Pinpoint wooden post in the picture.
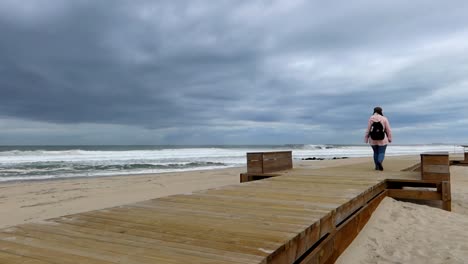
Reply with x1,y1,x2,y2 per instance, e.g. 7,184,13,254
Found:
441,181,451,211
420,152,451,211
239,173,250,183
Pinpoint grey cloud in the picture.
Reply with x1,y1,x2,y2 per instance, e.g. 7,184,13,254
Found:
1,0,468,144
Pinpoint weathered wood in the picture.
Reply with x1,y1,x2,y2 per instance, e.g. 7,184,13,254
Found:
441,181,451,211
246,153,264,174
297,191,387,264
421,155,449,165
422,164,450,174
335,196,365,225
0,250,51,264
461,145,468,162
386,179,439,188
240,173,281,183
246,151,292,174
420,152,450,182
387,189,441,200
240,172,250,183
386,177,451,211
319,211,336,239
0,239,117,264
421,173,450,181
13,222,263,263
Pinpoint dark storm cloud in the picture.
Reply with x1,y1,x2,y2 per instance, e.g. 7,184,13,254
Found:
1,0,468,144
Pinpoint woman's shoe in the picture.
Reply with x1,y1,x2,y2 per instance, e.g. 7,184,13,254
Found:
378,163,384,171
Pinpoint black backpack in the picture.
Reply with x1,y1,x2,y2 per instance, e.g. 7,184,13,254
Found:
370,121,385,140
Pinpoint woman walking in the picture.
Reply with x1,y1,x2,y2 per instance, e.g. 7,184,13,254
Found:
365,106,392,171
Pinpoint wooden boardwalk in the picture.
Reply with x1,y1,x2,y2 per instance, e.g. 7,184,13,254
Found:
0,158,421,264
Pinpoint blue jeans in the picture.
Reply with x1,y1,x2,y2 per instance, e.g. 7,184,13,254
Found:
371,145,387,169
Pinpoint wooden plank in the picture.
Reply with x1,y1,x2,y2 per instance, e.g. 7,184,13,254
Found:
441,181,451,202
144,198,333,229
135,198,325,225
326,190,387,264
387,189,441,200
442,181,451,211
164,192,336,212
155,194,334,218
90,206,306,234
267,176,382,186
54,214,279,259
319,211,336,238
240,173,250,183
297,236,334,264
335,196,365,225
247,153,264,174
421,173,450,181
421,154,449,165
248,175,277,182
74,212,292,246
12,223,264,264
386,179,439,188
443,201,452,211
266,222,321,264
246,151,292,174
298,191,387,264
76,203,319,264
57,213,316,264
363,182,386,203
0,227,243,264
0,239,117,264
422,164,450,174
204,184,358,200
51,219,271,258
0,250,51,264
256,177,381,186
130,199,315,226
240,185,373,196
0,231,180,264
421,154,450,181
263,156,292,173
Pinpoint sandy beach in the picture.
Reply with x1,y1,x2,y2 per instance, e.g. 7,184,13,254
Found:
0,167,246,229
1,156,468,263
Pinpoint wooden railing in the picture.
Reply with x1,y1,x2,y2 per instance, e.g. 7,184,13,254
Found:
387,152,451,211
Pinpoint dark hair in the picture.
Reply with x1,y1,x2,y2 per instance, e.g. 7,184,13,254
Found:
373,106,383,116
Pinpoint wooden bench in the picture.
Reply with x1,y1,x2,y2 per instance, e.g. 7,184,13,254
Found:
240,151,292,183
387,152,451,211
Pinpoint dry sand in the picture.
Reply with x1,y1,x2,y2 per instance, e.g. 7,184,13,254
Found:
336,165,468,264
1,156,468,263
0,167,245,229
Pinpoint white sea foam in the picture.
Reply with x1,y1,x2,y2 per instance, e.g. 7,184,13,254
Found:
0,145,464,182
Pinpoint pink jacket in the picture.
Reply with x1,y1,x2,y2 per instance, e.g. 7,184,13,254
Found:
364,114,392,146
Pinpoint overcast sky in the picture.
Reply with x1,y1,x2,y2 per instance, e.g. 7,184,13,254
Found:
1,0,468,145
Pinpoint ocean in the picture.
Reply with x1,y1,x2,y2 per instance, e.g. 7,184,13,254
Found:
0,144,463,182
